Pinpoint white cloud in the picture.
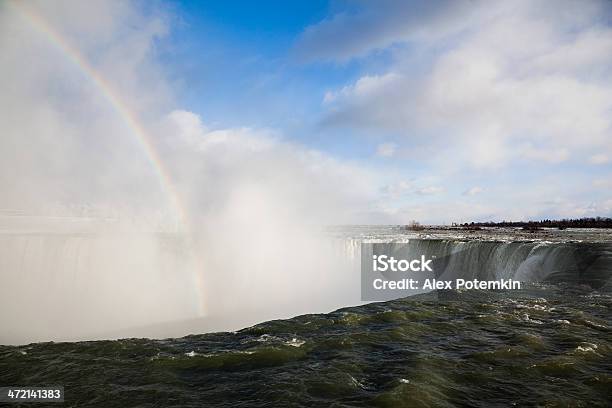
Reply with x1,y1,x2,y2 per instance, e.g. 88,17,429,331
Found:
302,0,612,224
0,0,173,212
463,187,483,196
381,180,444,198
316,0,612,170
295,0,484,62
589,154,609,165
380,180,412,199
297,1,609,63
376,142,396,157
593,178,612,188
327,73,400,102
159,110,378,225
415,186,444,195
520,145,570,164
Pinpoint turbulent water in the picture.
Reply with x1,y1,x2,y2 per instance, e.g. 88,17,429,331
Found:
1,226,611,406
0,284,610,407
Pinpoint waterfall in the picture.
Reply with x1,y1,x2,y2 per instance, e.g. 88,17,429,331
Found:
0,232,200,343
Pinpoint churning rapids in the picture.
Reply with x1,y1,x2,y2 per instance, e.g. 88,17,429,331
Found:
0,225,611,406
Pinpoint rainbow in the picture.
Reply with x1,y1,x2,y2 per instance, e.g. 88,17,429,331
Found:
6,0,207,316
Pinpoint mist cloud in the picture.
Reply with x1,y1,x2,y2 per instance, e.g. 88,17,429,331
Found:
0,0,376,343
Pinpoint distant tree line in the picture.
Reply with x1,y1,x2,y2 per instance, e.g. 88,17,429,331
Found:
456,217,612,229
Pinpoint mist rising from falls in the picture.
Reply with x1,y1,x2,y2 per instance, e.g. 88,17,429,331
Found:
0,230,199,344
0,218,359,345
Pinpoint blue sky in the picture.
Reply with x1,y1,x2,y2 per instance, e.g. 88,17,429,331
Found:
163,1,369,154
160,1,466,218
153,0,612,222
165,1,329,124
1,0,611,224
